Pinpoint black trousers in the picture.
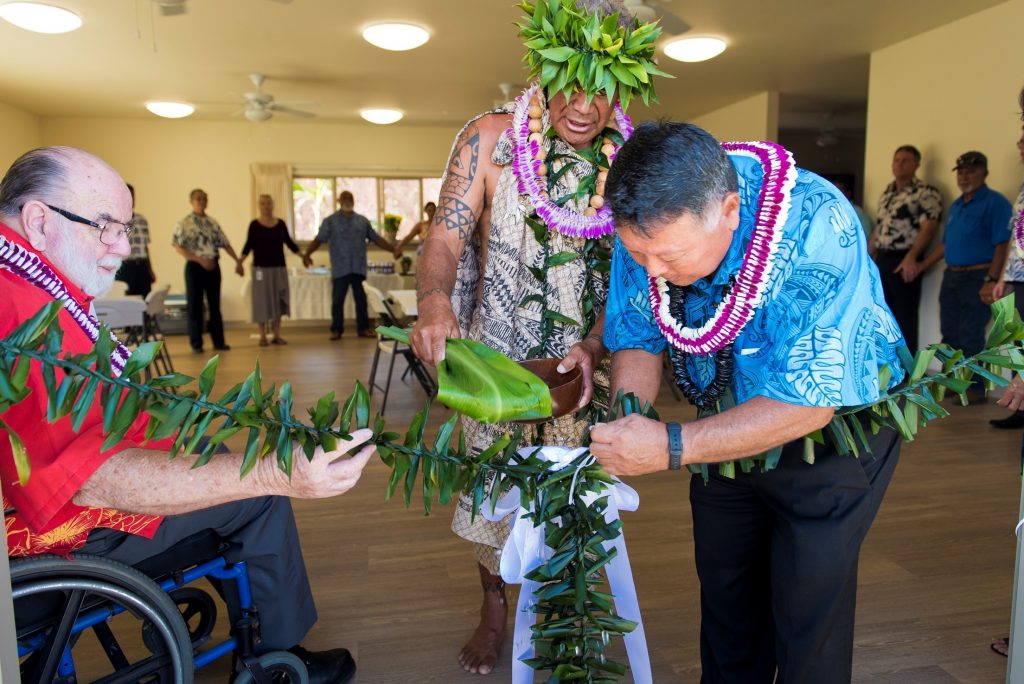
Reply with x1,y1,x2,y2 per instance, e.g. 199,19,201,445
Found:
81,496,317,652
690,425,901,684
115,259,152,298
184,260,225,350
331,273,369,334
875,249,921,352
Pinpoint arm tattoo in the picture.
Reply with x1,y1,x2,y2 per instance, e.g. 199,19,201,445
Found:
417,285,449,304
436,196,476,240
443,126,480,198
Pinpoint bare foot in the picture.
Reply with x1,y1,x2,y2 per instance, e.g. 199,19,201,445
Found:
458,569,507,674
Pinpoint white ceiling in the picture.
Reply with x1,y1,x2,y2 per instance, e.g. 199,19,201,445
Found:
0,0,1009,128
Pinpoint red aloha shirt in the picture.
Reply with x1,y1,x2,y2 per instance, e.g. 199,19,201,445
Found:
1,223,163,556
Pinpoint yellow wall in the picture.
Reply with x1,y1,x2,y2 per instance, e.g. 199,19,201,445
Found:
865,0,1024,349
691,91,779,142
35,117,460,322
0,101,41,170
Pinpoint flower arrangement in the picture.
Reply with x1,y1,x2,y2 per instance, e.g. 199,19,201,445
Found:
382,213,402,236
399,255,413,274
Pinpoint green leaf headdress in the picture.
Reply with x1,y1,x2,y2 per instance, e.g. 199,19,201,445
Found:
517,0,673,111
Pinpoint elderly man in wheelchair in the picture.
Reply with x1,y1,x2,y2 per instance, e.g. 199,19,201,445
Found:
2,147,376,684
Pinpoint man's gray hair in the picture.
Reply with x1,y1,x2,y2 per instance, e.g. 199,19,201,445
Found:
576,0,634,28
0,147,74,218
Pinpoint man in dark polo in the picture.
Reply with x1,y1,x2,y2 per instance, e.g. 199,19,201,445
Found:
918,151,1013,402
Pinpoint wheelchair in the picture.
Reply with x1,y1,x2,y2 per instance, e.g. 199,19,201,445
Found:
11,529,309,684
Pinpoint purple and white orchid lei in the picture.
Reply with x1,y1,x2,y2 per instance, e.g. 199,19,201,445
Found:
649,141,798,356
509,84,633,239
1015,204,1024,252
0,235,130,375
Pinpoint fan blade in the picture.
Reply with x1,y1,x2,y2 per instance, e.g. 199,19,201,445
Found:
657,9,691,36
158,4,186,16
268,104,314,118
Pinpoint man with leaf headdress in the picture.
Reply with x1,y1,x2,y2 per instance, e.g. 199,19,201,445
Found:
410,0,670,674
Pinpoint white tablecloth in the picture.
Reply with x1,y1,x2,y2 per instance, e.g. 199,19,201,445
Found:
241,271,414,321
387,290,418,317
93,297,145,328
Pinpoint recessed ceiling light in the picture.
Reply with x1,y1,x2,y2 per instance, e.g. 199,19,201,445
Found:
0,2,82,33
145,101,195,119
361,23,429,51
663,36,727,63
360,108,403,125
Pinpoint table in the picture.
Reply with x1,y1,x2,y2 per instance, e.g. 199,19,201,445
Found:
387,290,417,317
240,271,414,321
92,297,145,328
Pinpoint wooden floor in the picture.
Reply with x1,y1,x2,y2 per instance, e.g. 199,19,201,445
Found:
155,327,1018,683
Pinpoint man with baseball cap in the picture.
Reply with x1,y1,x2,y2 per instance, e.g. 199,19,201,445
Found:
918,150,1013,402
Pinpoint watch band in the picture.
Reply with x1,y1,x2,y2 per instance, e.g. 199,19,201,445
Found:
666,421,683,470
984,274,998,283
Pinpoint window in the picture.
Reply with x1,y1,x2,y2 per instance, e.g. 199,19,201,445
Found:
292,175,443,241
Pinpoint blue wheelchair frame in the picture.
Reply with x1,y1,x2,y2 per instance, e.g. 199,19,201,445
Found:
15,553,270,682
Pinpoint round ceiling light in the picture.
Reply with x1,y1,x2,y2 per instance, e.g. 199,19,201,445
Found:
663,36,727,63
145,101,195,119
361,22,429,51
360,108,403,125
0,2,82,33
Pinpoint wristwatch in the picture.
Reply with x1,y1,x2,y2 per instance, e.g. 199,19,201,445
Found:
666,422,683,470
983,274,998,284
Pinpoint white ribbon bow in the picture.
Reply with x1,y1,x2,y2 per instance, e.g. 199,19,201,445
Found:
483,446,652,684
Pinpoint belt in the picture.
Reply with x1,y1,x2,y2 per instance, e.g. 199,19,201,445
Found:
947,263,990,273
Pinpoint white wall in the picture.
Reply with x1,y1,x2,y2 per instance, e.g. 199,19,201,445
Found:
691,91,780,142
865,0,1024,348
36,116,460,322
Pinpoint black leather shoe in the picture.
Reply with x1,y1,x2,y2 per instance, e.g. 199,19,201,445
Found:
213,344,231,351
991,411,1024,429
286,646,356,684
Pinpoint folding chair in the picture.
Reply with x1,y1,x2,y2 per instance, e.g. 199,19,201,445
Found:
363,285,437,414
143,286,176,379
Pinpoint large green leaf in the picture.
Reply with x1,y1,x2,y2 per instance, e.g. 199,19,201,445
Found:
377,327,551,423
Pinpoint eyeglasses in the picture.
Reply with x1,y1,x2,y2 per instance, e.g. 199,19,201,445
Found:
45,204,134,246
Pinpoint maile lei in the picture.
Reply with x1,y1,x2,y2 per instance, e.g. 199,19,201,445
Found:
0,234,130,374
510,85,631,373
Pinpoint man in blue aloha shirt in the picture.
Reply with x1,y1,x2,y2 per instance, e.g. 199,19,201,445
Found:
590,122,905,683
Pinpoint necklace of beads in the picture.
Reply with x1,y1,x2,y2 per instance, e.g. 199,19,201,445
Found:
648,140,798,356
510,84,633,239
667,278,736,411
0,235,129,375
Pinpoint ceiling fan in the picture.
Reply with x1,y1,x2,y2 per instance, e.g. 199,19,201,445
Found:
152,0,291,17
621,0,691,36
238,74,315,123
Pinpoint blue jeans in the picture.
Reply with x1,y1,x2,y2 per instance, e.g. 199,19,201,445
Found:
331,273,369,334
939,268,990,392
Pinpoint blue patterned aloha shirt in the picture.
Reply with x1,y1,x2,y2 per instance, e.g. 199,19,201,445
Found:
604,152,906,410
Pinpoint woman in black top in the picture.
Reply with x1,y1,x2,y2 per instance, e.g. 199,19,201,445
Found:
239,194,309,346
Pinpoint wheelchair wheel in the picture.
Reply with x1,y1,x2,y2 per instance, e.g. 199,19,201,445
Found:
232,652,308,684
12,554,194,684
143,587,216,651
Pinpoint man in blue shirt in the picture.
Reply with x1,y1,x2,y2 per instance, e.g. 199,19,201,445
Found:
590,122,905,683
918,151,1012,401
303,191,394,339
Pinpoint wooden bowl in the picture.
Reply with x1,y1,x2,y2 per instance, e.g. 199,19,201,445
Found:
517,358,583,423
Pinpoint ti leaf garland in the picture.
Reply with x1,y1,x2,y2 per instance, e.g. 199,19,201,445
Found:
4,296,1024,682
